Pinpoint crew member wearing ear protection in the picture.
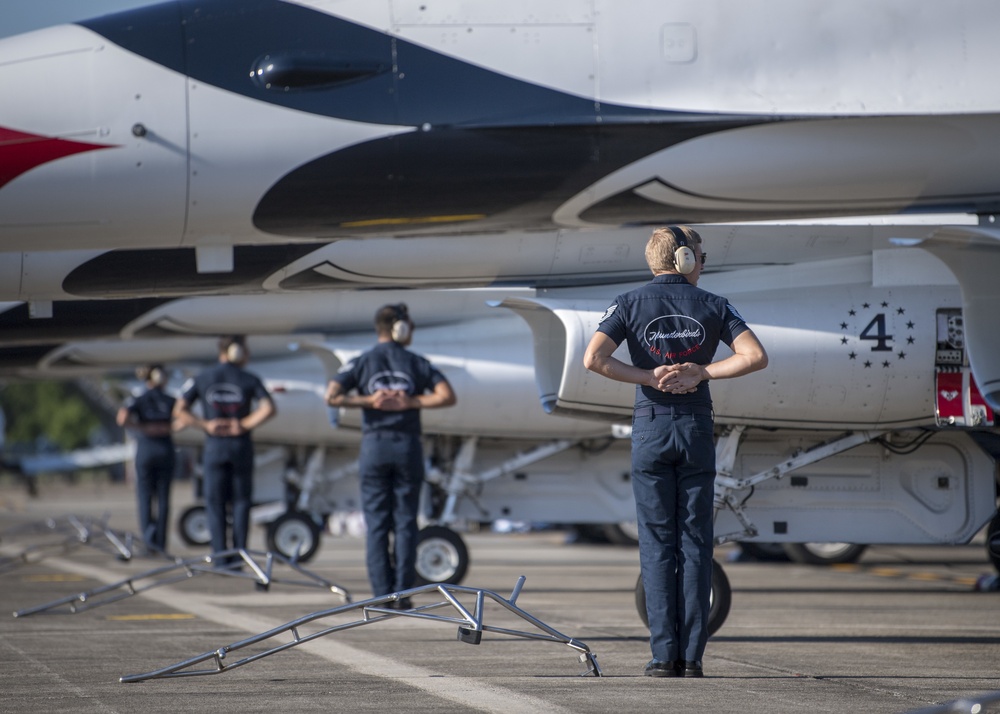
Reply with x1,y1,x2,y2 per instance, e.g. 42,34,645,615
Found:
325,304,456,604
117,364,177,554
174,336,276,564
584,226,768,679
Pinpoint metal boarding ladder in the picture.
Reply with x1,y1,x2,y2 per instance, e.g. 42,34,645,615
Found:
12,547,351,617
711,426,887,545
119,575,602,682
0,514,136,574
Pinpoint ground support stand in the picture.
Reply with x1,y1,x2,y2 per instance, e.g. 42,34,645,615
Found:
13,547,351,617
120,575,601,682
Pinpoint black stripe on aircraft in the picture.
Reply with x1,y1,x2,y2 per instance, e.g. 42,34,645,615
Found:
252,120,762,237
62,244,322,298
79,0,686,128
0,299,170,346
79,0,773,236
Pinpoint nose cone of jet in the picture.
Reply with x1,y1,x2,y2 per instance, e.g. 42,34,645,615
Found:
0,22,188,251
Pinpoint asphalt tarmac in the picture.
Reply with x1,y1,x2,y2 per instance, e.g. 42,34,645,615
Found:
1,477,999,714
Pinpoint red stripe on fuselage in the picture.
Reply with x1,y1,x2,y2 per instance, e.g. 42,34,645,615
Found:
0,126,116,189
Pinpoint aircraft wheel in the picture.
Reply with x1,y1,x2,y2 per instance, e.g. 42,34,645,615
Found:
635,558,732,637
783,542,868,565
602,520,640,546
178,505,211,547
414,525,469,585
986,512,1000,574
737,542,789,562
266,511,321,562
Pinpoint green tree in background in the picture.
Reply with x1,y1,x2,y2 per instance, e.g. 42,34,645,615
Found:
0,381,102,451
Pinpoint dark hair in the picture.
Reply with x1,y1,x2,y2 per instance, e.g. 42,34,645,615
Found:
218,335,247,363
375,304,409,335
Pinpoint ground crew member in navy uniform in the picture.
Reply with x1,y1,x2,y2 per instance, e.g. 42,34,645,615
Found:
174,336,276,564
325,304,456,604
584,226,767,678
117,364,177,555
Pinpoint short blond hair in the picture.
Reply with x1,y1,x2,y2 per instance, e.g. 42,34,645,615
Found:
645,225,702,273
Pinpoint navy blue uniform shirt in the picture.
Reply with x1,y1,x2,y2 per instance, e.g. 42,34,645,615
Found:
332,341,448,434
125,387,175,446
180,363,271,443
596,274,749,410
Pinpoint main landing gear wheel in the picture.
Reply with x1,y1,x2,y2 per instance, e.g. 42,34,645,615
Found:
266,511,321,563
178,505,211,547
414,525,469,586
987,512,1000,575
602,520,640,546
783,542,868,565
635,558,732,637
737,542,790,562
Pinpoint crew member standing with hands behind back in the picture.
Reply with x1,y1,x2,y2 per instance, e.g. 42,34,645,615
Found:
584,226,767,678
117,364,177,556
174,336,276,566
325,304,456,606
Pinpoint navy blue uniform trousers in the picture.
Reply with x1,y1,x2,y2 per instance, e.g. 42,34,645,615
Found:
358,430,424,597
135,441,175,552
631,407,716,663
202,438,254,556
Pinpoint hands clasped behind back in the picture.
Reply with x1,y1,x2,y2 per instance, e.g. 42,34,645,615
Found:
652,363,703,395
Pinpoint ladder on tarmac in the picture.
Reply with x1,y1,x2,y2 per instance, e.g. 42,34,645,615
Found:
12,547,351,617
119,576,602,682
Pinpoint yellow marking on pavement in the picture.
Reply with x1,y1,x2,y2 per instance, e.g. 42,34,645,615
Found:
836,564,980,588
869,567,902,577
342,214,485,227
105,613,196,621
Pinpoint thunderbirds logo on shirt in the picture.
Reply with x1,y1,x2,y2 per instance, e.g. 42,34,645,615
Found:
643,315,706,361
368,371,414,394
206,384,244,415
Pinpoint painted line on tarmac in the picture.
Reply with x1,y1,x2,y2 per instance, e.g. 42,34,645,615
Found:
831,563,979,587
38,555,577,714
105,613,196,621
21,573,86,583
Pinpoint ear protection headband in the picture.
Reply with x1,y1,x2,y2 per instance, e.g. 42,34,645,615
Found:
667,226,697,275
390,304,412,343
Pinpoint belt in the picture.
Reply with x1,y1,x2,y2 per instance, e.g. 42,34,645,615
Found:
633,405,713,418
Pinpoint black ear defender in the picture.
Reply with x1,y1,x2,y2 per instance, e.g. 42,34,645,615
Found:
668,225,697,275
390,303,412,343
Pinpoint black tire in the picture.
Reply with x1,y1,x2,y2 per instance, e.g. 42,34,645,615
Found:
635,558,732,637
414,525,469,585
737,542,790,562
986,512,1000,574
266,511,321,562
178,505,211,547
783,542,868,565
602,521,640,546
